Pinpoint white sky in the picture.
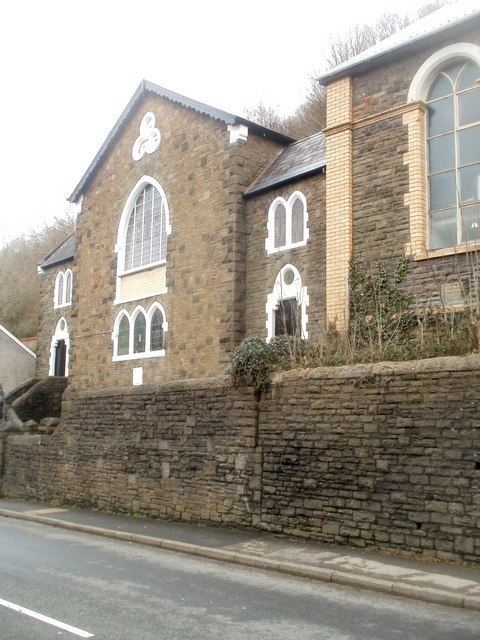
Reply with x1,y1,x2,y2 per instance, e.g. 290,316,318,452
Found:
0,0,429,244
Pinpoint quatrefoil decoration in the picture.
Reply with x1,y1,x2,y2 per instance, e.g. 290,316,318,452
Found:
132,112,161,161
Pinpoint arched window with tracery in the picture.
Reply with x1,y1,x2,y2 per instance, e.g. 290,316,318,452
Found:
427,59,480,249
124,184,168,271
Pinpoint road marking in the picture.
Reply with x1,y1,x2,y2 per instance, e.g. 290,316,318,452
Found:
0,597,94,638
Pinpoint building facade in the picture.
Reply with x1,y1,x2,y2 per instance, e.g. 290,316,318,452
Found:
37,2,480,391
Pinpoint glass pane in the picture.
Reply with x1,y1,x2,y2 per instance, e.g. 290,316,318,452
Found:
427,73,452,101
457,62,480,92
458,88,480,126
150,310,164,351
118,316,130,356
291,198,304,243
428,96,454,136
274,298,300,337
429,171,456,210
429,208,457,250
274,203,286,248
459,163,480,204
461,204,480,243
428,133,455,173
65,273,72,303
458,125,480,166
443,62,465,87
57,276,63,305
133,314,146,353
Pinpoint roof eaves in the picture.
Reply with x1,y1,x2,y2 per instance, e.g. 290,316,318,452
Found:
68,81,294,203
0,324,36,358
244,162,326,199
40,234,76,269
318,9,480,84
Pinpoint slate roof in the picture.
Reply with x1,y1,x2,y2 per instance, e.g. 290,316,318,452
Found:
245,132,326,198
319,0,480,84
40,234,76,269
69,80,295,203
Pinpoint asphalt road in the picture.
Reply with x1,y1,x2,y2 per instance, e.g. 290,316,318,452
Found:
0,518,479,640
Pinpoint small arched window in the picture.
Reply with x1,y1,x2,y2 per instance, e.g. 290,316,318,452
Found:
427,60,480,249
118,315,130,356
65,271,72,305
150,308,164,352
267,192,309,254
274,202,287,248
124,184,167,271
133,312,146,353
57,273,64,307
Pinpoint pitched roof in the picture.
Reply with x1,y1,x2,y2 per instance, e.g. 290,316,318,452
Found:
318,0,480,84
68,80,295,203
245,132,326,198
0,324,36,358
40,234,76,269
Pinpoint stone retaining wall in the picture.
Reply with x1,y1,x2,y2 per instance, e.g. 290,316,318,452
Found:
1,356,480,561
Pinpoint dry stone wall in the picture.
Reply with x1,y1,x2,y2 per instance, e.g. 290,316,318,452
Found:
1,356,480,561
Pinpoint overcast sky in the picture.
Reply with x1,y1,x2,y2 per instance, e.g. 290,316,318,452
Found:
0,0,430,244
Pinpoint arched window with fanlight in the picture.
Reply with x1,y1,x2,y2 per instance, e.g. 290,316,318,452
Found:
427,59,480,249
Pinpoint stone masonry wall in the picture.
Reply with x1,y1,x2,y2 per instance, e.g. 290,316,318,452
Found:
350,23,480,305
36,260,74,377
2,356,480,561
244,173,326,340
71,94,284,391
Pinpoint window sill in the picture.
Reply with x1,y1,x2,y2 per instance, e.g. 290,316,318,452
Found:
119,260,166,277
54,302,72,309
266,239,308,256
112,350,165,362
414,242,480,261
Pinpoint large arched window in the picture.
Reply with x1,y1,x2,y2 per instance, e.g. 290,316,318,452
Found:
124,184,168,271
427,59,480,249
116,176,171,277
266,192,309,254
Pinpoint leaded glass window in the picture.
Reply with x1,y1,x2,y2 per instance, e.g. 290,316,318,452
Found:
291,197,305,244
65,271,72,305
427,61,480,249
124,185,167,270
118,315,130,356
133,313,146,353
57,274,64,306
150,309,164,351
274,202,287,248
274,298,300,337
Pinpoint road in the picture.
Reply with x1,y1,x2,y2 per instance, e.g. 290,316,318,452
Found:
0,518,479,639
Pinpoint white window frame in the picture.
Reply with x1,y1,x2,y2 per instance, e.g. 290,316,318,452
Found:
112,302,168,361
48,317,70,376
53,269,73,309
266,191,309,255
408,43,480,253
266,264,309,342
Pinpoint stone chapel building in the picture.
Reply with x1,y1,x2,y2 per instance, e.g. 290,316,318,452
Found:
37,2,480,391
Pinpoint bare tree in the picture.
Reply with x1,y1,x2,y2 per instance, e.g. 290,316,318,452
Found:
244,1,448,139
0,214,75,339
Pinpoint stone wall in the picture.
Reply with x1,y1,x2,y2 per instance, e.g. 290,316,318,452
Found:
36,261,73,378
2,356,480,561
244,173,326,340
12,376,68,423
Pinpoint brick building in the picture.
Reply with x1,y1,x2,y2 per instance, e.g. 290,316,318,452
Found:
38,2,480,390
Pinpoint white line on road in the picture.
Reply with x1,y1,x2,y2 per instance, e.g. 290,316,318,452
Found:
0,597,95,638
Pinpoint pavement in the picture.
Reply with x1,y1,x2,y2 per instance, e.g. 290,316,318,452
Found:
1,498,479,613
3,516,480,639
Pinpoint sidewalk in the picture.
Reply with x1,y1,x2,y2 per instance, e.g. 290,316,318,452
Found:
1,498,479,612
